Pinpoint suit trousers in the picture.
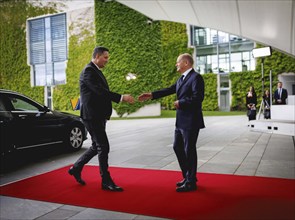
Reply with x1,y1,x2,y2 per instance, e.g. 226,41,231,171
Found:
173,128,200,183
74,119,111,182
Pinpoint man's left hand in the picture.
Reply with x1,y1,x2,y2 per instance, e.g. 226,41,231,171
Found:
174,100,180,109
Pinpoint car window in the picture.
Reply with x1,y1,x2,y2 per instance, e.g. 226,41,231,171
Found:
9,97,39,112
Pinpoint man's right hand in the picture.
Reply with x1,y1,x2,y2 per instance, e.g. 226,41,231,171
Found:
138,93,152,102
122,94,135,104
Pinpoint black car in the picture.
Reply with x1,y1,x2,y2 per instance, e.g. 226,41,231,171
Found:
0,89,87,156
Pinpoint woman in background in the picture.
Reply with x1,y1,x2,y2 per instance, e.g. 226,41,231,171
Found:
263,89,271,119
246,86,257,121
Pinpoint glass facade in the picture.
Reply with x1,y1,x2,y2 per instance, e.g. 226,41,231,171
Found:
28,13,67,87
191,26,255,74
190,26,255,111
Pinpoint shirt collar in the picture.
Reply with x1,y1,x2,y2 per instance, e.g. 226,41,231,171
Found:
92,61,100,70
182,68,192,79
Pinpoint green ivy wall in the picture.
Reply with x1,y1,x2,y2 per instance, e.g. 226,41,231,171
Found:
1,0,293,114
94,1,218,113
0,0,56,104
94,0,163,116
203,73,219,110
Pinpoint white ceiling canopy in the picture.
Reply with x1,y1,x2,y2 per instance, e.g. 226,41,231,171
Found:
116,0,295,57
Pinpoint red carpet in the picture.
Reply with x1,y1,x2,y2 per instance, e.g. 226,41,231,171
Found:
1,165,294,220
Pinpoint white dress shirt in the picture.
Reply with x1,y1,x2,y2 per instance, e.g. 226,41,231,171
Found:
181,68,192,80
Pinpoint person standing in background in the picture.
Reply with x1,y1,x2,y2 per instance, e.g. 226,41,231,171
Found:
246,86,257,121
263,89,271,119
274,82,288,104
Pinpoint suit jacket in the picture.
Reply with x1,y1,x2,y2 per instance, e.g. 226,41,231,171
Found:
152,69,205,130
80,62,121,120
274,88,288,104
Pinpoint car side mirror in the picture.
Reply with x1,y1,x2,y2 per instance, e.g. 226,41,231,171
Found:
43,106,50,112
36,106,50,117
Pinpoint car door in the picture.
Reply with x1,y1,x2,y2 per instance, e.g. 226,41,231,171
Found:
6,94,63,149
0,95,14,155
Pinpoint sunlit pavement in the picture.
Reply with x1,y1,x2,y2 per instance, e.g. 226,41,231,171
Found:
1,116,294,219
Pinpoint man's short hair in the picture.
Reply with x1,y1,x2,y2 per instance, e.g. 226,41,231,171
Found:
180,53,194,65
92,46,109,59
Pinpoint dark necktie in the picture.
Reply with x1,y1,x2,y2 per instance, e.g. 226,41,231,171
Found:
180,75,184,83
178,75,184,87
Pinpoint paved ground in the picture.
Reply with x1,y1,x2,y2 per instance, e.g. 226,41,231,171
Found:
0,116,294,219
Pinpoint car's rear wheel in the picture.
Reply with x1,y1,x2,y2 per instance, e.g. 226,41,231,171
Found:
66,124,84,151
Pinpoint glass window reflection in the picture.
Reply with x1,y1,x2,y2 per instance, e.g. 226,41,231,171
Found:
192,26,255,74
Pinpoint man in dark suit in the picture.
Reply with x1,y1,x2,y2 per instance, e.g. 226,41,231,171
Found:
68,46,134,191
138,53,205,192
274,81,288,104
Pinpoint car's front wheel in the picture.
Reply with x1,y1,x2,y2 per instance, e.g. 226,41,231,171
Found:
66,124,84,151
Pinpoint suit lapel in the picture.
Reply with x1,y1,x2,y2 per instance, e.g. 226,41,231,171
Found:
90,62,109,89
177,69,194,92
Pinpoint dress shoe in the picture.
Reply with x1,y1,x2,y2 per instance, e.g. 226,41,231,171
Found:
68,167,86,185
176,183,197,192
176,179,186,187
102,180,123,192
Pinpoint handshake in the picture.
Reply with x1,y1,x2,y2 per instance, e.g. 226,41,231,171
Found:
123,93,180,109
121,93,153,104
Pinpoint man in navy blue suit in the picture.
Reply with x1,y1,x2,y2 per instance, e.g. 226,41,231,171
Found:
139,53,205,192
274,81,288,104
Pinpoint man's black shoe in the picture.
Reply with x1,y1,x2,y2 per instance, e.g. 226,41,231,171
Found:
68,167,86,185
102,182,123,192
176,179,186,187
176,183,197,192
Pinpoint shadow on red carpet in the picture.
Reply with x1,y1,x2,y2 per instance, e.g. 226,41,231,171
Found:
0,165,294,220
